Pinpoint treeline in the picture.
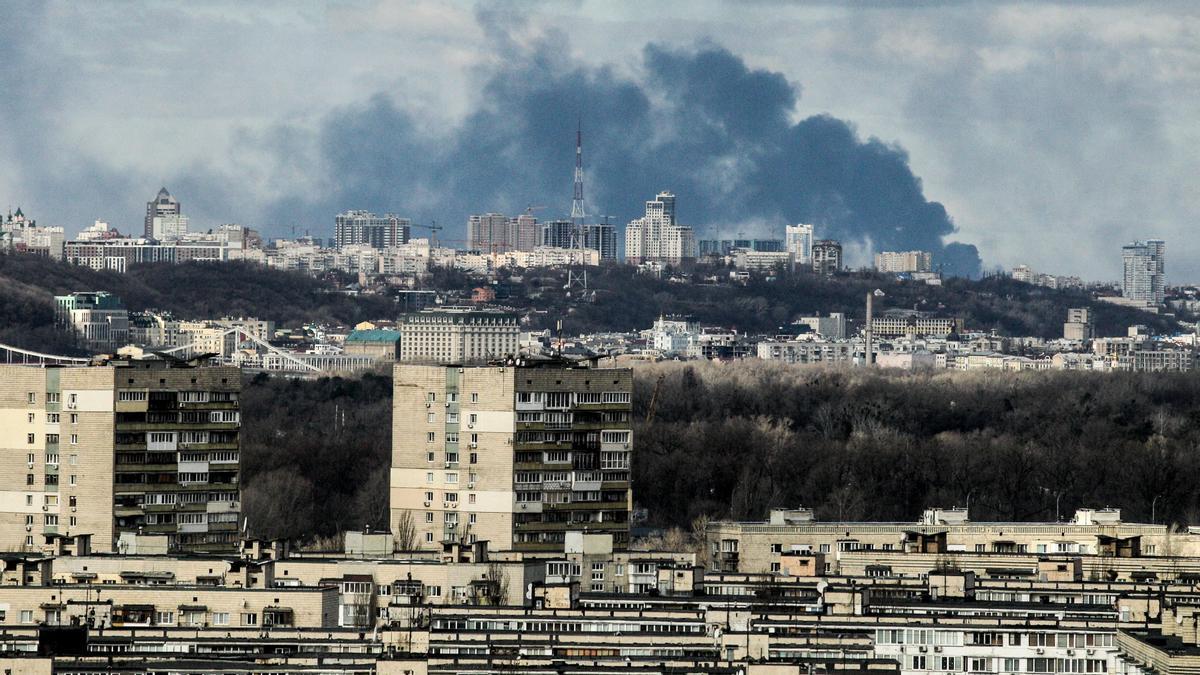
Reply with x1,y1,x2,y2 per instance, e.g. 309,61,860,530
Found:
491,265,1178,338
239,371,392,540
633,360,1200,527
239,363,1200,542
0,255,394,350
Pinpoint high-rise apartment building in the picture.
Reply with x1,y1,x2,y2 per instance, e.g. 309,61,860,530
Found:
540,221,615,260
624,191,696,264
1064,308,1093,342
390,362,633,552
1122,240,1166,304
467,213,512,253
144,188,181,239
511,214,539,252
0,360,240,554
785,224,814,265
812,239,843,275
398,308,520,364
875,250,933,273
55,292,130,353
334,211,411,250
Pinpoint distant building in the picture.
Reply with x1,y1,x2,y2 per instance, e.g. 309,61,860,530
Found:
467,213,513,253
343,329,401,362
871,314,963,339
733,249,791,272
812,239,842,275
334,211,411,250
625,191,695,264
875,250,932,274
541,220,616,260
1064,308,1093,341
54,292,129,353
144,187,181,239
698,239,784,257
757,339,857,365
1122,239,1166,304
785,224,814,266
470,286,496,303
398,308,520,364
797,313,847,340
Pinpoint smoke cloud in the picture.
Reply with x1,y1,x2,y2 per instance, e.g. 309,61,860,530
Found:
267,32,979,275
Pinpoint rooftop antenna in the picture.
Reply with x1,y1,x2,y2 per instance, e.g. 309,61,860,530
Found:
567,117,588,291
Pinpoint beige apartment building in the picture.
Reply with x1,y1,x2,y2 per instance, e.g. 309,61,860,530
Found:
708,507,1190,575
398,308,520,364
391,361,633,553
0,360,240,554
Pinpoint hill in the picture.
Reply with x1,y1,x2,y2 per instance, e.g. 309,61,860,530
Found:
488,265,1182,338
0,255,394,353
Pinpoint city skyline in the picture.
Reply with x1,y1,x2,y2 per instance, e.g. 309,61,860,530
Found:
3,2,1198,280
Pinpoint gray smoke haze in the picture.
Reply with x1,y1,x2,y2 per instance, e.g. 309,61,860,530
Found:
8,3,1197,281
259,28,981,275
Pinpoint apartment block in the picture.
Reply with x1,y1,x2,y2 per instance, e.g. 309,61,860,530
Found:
398,308,520,364
875,250,933,274
0,360,240,554
812,239,843,274
54,292,129,353
391,362,633,552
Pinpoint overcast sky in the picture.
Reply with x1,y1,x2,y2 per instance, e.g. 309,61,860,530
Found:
2,1,1197,281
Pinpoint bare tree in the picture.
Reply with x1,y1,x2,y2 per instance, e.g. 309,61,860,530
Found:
393,509,418,552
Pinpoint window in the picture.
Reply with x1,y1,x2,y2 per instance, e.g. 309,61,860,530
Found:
602,392,630,404
426,512,434,523
470,433,478,444
21,610,34,623
470,452,478,464
26,453,35,464
426,472,434,483
424,491,434,501
447,393,457,403
70,413,77,424
424,532,434,543
427,451,435,462
27,433,35,445
771,543,782,553
468,413,477,425
212,612,230,626
427,413,435,423
69,454,77,465
26,474,34,486
27,392,35,404
47,413,59,423
242,613,258,626
445,493,458,503
445,472,459,483
447,413,459,423
468,493,476,504
69,475,76,486
69,434,78,445
770,562,781,572
46,434,59,444
427,432,436,443
470,392,478,403
446,452,459,463
446,432,459,443
69,517,76,526
27,413,35,423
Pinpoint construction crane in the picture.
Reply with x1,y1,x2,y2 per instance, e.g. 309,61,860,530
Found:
409,221,443,247
524,205,548,217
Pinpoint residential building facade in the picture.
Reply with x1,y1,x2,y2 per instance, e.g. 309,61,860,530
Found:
334,211,411,250
812,239,843,274
1122,239,1166,304
54,292,129,353
391,362,633,552
625,191,696,264
0,361,241,554
144,187,181,239
398,308,520,364
875,250,933,274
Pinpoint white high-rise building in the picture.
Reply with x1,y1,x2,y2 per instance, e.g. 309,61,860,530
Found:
624,191,695,264
785,224,814,265
1122,239,1166,304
